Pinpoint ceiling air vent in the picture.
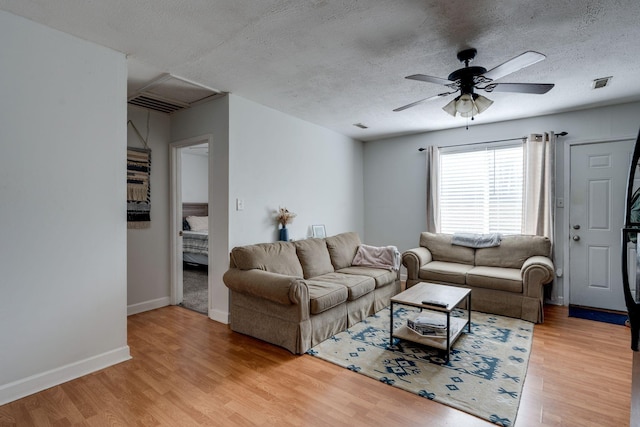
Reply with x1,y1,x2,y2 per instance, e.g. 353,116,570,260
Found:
128,93,188,113
128,74,226,114
592,76,612,89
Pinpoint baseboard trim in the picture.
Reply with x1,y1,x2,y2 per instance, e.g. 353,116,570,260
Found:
127,296,170,316
546,296,564,306
209,308,229,324
0,346,131,406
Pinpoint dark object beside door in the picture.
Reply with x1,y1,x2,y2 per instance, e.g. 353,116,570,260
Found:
622,126,640,350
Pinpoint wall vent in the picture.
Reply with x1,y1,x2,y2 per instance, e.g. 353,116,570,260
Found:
128,93,188,113
592,76,612,89
128,74,226,114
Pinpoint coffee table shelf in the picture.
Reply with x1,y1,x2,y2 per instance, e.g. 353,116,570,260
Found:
392,317,468,351
389,282,471,361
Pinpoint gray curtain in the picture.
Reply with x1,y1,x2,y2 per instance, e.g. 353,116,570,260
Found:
425,146,440,232
523,132,556,242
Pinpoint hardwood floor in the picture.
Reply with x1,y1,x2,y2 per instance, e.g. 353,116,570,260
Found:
0,304,633,426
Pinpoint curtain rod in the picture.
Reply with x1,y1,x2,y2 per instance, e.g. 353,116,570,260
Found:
417,131,568,151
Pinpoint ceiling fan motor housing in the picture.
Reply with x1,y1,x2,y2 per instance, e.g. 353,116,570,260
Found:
448,66,487,94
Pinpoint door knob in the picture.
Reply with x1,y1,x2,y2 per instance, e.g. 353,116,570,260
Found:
573,224,581,230
572,235,580,241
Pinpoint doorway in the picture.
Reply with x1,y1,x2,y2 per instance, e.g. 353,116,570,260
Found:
568,139,634,311
170,135,213,316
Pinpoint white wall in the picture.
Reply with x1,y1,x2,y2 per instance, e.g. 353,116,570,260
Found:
171,97,230,323
181,152,208,203
0,11,129,404
364,101,640,304
228,95,364,246
126,107,172,314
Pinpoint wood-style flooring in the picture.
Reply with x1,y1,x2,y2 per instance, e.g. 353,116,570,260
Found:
0,304,633,426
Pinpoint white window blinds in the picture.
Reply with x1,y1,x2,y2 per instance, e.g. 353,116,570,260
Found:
439,143,524,234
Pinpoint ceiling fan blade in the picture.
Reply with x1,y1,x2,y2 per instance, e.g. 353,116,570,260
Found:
405,74,453,86
393,92,454,112
486,82,554,94
483,51,546,81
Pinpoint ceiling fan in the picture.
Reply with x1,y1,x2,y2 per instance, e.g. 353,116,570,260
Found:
394,48,554,118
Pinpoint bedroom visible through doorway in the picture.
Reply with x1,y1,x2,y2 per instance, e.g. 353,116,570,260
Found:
171,138,211,315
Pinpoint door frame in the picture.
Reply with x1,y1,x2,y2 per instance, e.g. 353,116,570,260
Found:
169,134,213,308
562,135,636,307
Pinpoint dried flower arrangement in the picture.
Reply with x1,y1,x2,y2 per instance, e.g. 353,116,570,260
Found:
276,207,296,227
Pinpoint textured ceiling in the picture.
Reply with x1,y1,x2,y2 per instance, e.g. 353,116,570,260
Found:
2,1,640,141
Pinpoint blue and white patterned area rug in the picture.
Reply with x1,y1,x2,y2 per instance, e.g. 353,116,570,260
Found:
307,306,533,426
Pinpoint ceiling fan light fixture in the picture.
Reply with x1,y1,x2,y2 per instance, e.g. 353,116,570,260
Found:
442,98,458,117
455,93,475,114
474,94,493,114
442,93,493,118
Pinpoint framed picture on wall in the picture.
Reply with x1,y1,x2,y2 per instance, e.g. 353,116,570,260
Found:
312,224,326,238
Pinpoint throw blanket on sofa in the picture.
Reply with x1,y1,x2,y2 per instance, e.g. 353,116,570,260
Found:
352,244,401,271
451,232,502,248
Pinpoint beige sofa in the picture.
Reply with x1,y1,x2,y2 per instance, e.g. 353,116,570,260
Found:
223,232,401,354
402,232,554,323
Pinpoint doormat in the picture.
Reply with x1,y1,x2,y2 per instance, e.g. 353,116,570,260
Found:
308,306,533,426
568,305,628,326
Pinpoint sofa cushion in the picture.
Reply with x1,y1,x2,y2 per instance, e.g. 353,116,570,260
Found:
420,232,475,265
295,238,335,279
312,272,375,301
325,232,361,270
419,261,473,285
475,235,551,269
305,280,349,314
337,266,397,289
466,266,523,293
231,242,304,277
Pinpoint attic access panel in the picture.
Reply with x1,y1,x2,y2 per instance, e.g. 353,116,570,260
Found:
128,74,226,114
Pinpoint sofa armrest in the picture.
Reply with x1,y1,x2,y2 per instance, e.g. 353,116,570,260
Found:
401,247,433,281
521,256,554,298
223,268,309,306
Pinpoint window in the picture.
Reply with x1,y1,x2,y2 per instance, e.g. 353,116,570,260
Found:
439,143,524,234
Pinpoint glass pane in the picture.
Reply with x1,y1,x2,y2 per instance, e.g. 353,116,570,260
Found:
439,144,523,234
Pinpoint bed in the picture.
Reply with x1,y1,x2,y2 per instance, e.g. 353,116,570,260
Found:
182,202,209,266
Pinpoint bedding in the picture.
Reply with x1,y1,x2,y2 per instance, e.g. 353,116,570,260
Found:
182,204,209,266
183,230,208,254
183,229,209,265
184,251,208,266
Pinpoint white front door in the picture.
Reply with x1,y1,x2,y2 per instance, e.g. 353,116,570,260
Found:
569,140,634,311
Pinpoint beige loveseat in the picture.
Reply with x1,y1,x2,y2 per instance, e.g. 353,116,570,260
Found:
402,232,554,323
223,232,401,354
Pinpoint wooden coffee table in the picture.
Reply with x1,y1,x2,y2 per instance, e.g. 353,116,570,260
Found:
389,282,471,361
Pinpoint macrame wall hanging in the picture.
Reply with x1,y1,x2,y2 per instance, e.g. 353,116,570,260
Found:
127,118,152,229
